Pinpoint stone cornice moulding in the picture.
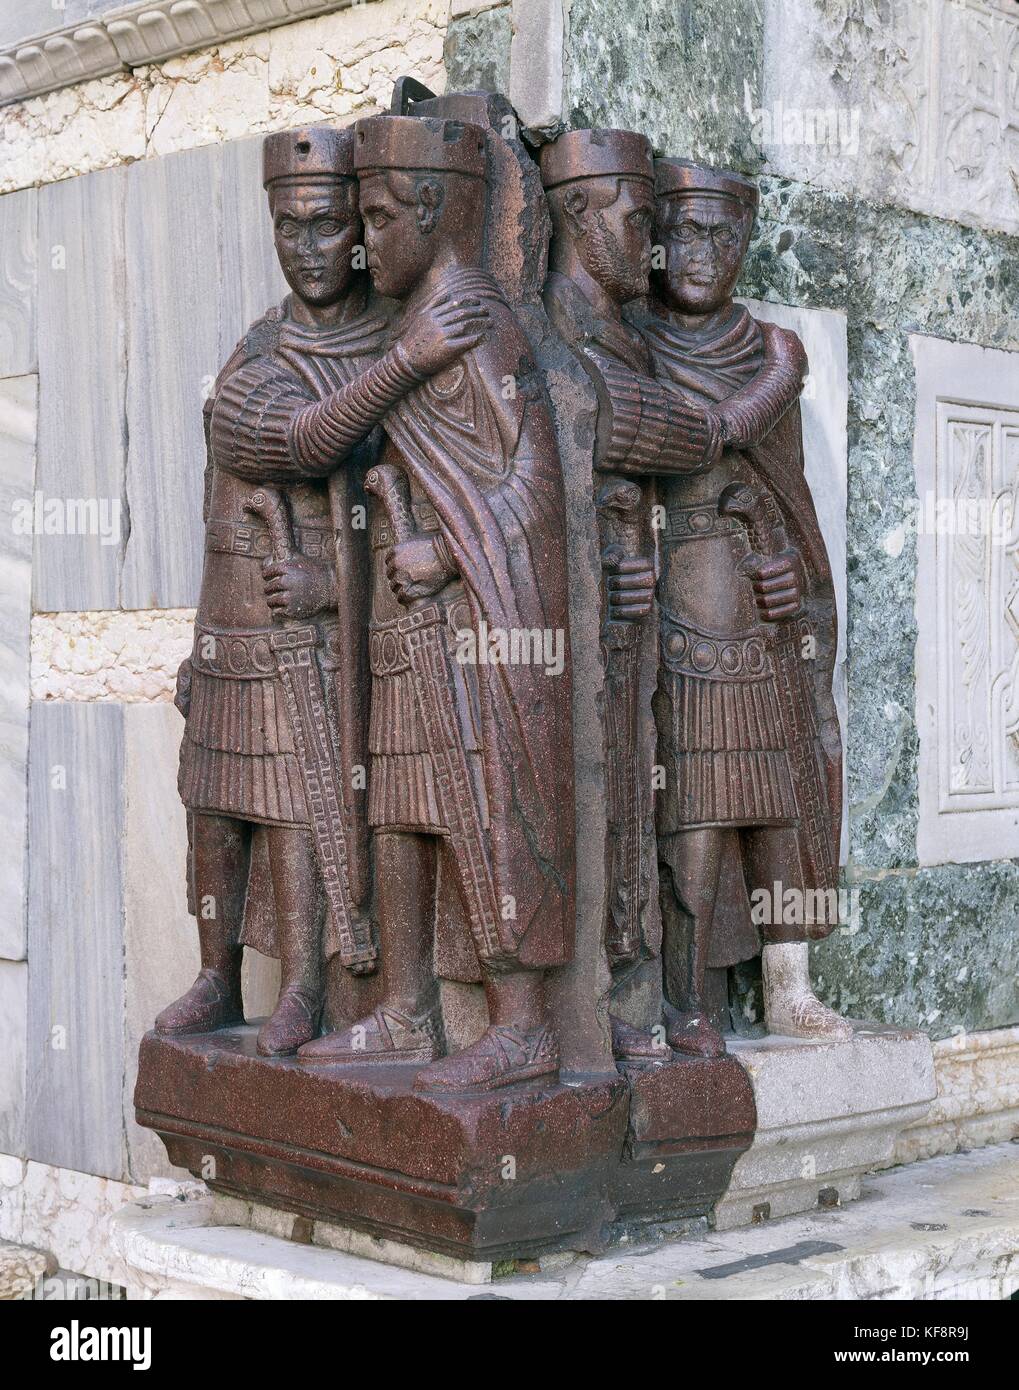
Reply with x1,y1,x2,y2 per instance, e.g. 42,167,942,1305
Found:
0,0,373,107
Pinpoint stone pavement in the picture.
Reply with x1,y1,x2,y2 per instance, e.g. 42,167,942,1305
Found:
105,1142,1019,1300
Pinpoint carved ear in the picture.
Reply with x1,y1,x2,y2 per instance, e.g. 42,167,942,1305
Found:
415,176,445,235
562,186,589,237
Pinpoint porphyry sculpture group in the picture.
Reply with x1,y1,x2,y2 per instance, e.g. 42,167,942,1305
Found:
135,82,849,1260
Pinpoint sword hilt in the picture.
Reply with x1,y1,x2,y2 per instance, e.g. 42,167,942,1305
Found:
245,487,299,628
365,463,436,613
720,481,804,623
597,477,643,562
718,481,785,557
245,486,296,564
364,464,416,545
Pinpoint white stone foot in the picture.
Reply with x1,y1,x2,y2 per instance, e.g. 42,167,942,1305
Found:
762,942,853,1041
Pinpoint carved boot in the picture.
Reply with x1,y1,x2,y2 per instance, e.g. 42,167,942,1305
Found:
414,1023,559,1093
663,999,726,1059
297,1005,444,1064
257,986,321,1057
155,967,244,1037
611,1013,673,1063
763,942,853,1041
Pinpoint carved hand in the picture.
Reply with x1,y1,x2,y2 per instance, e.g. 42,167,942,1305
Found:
399,291,490,377
740,548,804,622
603,550,655,622
385,535,456,604
262,555,336,621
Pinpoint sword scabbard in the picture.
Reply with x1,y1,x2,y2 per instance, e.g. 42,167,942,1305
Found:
245,486,377,974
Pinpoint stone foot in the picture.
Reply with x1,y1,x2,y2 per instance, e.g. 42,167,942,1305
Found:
610,1013,673,1063
663,1001,727,1058
763,941,853,1041
414,1024,558,1093
257,987,321,1057
297,1005,443,1065
154,968,243,1037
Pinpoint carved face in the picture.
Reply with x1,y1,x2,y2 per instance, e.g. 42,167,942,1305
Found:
652,193,751,314
358,171,447,300
563,176,654,304
270,181,361,307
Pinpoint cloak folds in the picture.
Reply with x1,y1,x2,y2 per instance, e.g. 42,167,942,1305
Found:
640,302,843,876
381,270,576,971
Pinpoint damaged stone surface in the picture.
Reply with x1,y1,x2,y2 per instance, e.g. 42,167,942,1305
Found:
0,0,449,194
0,1240,53,1300
30,609,195,703
715,1023,935,1231
760,0,1019,238
443,1,511,95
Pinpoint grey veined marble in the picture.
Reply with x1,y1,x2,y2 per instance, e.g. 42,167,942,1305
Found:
0,375,35,962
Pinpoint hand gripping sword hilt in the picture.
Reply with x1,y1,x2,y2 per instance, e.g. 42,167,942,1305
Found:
718,480,780,557
364,463,416,546
596,477,643,563
245,486,296,565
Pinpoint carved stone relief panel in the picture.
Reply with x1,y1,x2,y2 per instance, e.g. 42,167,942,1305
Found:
913,333,1019,863
762,0,1019,235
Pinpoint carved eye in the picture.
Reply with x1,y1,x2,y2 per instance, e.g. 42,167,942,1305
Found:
714,226,737,246
277,220,298,239
676,222,699,243
317,220,341,236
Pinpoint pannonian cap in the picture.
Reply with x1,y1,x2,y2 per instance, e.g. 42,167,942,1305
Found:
353,114,487,179
262,126,355,187
540,128,653,189
654,157,758,209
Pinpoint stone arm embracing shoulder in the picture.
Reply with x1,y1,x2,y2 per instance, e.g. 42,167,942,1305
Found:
591,319,806,477
588,353,724,478
210,290,489,485
713,321,808,448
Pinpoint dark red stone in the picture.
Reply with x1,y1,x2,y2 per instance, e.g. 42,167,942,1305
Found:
136,1029,754,1260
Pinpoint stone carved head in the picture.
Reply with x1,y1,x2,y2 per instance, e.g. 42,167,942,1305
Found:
652,159,758,316
353,114,488,300
262,126,363,309
541,127,655,306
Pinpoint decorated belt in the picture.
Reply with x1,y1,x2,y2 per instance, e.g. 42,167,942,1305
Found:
369,596,472,676
206,517,337,561
658,610,770,681
192,618,342,678
662,502,742,543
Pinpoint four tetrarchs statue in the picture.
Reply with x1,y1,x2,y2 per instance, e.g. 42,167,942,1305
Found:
152,92,847,1106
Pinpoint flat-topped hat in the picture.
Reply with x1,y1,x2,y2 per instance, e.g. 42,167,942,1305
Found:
353,114,487,178
540,127,653,189
262,126,355,186
654,157,758,209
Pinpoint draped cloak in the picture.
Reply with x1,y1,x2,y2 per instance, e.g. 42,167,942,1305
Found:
379,269,576,971
638,302,843,894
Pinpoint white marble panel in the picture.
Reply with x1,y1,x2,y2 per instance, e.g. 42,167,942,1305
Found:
26,701,126,1180
912,333,1019,864
0,189,37,377
0,375,35,960
0,961,27,1157
761,0,1019,236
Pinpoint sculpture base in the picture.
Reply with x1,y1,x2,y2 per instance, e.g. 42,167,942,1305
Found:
135,1028,755,1262
714,1024,936,1231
